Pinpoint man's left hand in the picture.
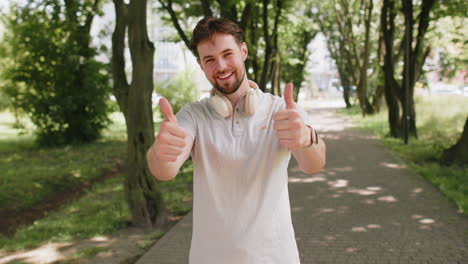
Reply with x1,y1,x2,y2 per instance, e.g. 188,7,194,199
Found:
273,83,312,150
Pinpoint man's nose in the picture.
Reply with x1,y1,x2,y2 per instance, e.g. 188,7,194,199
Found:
215,59,227,71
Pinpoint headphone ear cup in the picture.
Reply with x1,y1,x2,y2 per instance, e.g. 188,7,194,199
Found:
245,89,258,115
211,94,233,118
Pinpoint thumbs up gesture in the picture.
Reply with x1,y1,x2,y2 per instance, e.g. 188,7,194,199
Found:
273,83,312,150
152,98,187,162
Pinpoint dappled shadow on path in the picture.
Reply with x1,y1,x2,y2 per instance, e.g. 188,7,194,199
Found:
287,113,468,263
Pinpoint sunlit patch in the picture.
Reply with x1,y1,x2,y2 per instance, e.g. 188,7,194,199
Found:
324,235,336,241
419,218,435,224
351,227,367,232
327,179,348,188
91,236,109,242
377,196,398,202
318,208,336,213
0,242,71,263
330,194,341,198
292,207,303,212
346,247,360,253
288,176,326,183
412,188,423,193
366,186,382,191
411,214,424,219
326,171,336,175
380,162,407,169
362,199,376,205
331,166,353,172
289,166,303,172
72,170,81,178
419,225,432,230
321,134,341,140
367,224,381,229
348,188,376,196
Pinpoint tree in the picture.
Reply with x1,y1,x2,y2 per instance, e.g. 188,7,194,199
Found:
157,0,296,92
112,0,163,227
279,1,319,101
315,0,382,112
442,117,468,166
381,0,437,139
1,0,111,145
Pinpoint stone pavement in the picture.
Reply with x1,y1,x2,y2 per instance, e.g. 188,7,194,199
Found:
136,106,468,264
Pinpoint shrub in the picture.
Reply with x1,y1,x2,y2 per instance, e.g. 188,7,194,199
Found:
155,70,200,115
1,2,111,146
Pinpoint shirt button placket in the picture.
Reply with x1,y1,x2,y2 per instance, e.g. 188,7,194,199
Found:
233,108,243,136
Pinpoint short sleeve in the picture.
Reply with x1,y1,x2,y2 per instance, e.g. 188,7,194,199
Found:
175,104,197,141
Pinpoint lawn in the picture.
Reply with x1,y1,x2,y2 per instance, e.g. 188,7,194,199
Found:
339,94,468,214
0,111,193,261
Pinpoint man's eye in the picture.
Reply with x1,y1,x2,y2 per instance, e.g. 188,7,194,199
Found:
225,53,233,57
205,59,214,63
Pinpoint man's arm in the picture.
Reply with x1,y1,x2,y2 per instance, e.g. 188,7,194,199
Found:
291,127,326,174
146,98,194,181
273,83,326,174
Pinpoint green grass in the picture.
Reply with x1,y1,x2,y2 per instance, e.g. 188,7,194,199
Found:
0,110,194,253
0,112,127,212
339,94,468,213
0,173,131,251
70,246,110,259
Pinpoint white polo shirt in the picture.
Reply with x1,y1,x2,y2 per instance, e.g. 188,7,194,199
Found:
176,90,310,264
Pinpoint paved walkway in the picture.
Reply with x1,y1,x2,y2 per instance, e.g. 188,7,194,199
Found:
136,106,468,264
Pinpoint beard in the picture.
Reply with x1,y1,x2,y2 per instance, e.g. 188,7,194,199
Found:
213,67,246,95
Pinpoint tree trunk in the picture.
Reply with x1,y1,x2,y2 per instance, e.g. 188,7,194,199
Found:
357,0,374,115
442,117,468,166
382,0,402,137
112,0,163,227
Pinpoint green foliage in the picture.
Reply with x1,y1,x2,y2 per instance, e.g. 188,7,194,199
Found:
160,160,193,215
0,176,131,251
0,111,127,214
339,95,468,214
427,16,468,82
0,1,111,146
0,138,126,213
279,1,319,100
0,110,193,252
155,70,200,115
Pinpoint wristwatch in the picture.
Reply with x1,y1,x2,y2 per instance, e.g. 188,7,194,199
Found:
306,125,319,147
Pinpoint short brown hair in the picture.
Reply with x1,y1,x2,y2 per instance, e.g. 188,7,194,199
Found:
189,17,244,58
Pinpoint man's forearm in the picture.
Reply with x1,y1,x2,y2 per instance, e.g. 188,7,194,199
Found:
292,133,326,174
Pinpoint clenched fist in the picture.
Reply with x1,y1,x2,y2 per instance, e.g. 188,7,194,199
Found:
273,83,312,150
151,98,187,162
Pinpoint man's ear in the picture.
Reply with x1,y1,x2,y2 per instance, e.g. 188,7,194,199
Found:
241,42,248,61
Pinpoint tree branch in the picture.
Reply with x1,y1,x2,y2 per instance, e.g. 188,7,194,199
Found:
158,0,191,50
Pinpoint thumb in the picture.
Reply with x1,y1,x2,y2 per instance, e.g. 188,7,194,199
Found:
284,83,296,109
159,97,177,123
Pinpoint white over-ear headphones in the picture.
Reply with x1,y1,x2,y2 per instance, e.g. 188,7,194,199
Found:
210,80,260,118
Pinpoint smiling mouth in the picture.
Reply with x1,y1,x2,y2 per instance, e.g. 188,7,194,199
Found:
217,72,234,80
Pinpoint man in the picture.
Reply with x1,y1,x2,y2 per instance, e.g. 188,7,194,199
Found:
147,17,326,264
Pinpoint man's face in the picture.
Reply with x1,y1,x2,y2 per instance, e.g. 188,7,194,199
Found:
197,33,248,95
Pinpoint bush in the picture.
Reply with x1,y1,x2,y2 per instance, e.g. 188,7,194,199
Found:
0,2,111,146
155,70,200,115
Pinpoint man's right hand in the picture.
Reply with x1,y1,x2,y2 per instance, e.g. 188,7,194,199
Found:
151,98,187,162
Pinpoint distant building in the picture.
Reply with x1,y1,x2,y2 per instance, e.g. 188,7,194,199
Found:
307,33,340,95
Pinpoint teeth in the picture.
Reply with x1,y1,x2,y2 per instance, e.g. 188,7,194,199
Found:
218,72,233,79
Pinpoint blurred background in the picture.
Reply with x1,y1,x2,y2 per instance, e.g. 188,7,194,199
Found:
0,0,466,263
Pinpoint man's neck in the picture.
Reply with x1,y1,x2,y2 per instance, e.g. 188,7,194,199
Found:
225,74,250,106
